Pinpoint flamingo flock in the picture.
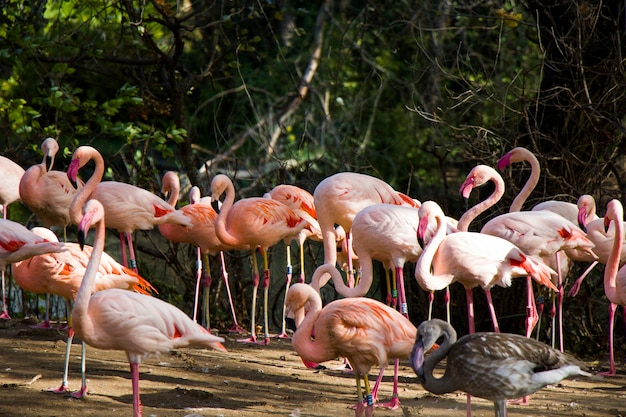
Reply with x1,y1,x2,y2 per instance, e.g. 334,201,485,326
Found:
0,140,618,417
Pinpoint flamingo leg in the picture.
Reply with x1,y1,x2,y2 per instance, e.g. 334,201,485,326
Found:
568,260,598,297
396,266,408,318
346,231,355,287
201,252,212,329
466,288,475,334
0,269,10,319
130,362,142,417
599,302,617,376
192,247,202,323
277,244,293,339
125,232,138,273
47,326,73,394
298,241,306,283
238,249,260,344
445,286,451,323
555,251,565,352
119,232,128,268
427,292,434,320
29,294,52,329
373,359,400,410
484,289,500,333
220,252,244,333
261,248,271,345
390,267,398,309
525,276,538,338
70,341,88,399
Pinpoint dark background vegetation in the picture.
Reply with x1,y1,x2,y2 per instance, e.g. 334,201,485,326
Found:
1,0,625,359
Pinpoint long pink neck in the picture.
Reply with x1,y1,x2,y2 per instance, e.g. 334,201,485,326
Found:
291,289,333,364
72,213,105,340
310,263,370,297
510,149,540,212
604,212,624,303
457,173,505,232
213,180,240,247
414,212,449,291
70,149,105,225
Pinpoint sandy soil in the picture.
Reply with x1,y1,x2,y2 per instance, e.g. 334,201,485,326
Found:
1,318,625,417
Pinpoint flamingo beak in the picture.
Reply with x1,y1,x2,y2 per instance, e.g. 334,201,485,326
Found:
410,338,426,383
211,200,220,214
67,159,80,189
45,155,54,172
78,229,86,250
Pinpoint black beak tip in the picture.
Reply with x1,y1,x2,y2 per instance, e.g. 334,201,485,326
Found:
78,230,86,250
211,200,220,213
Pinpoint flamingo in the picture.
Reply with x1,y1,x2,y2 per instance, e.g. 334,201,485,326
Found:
263,184,322,338
210,174,307,344
73,199,227,417
0,153,25,319
285,282,417,417
597,199,626,376
67,146,192,272
313,172,419,287
12,227,155,398
569,203,626,297
410,318,591,417
497,146,598,223
19,137,84,327
158,172,245,332
415,200,558,335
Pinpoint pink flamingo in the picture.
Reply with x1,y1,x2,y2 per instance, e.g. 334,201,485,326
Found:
569,204,626,296
0,154,25,319
313,172,419,286
210,174,307,344
20,137,84,231
411,319,591,417
597,199,626,376
285,281,417,417
73,199,227,417
497,147,599,223
263,184,322,338
13,227,155,398
158,172,245,332
416,200,558,335
67,146,192,272
19,137,84,327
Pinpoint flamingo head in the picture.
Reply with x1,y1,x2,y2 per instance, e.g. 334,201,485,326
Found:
77,199,104,250
41,137,58,172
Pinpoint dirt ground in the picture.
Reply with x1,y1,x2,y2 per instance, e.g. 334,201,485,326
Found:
1,318,625,417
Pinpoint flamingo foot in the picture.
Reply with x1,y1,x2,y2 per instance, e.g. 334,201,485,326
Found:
375,396,400,410
598,370,616,376
508,395,530,405
47,385,69,394
0,311,11,320
276,331,291,339
228,323,246,334
29,320,52,329
70,386,88,399
237,335,258,344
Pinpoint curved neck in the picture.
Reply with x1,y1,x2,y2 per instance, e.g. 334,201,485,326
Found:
291,289,332,364
509,150,540,212
422,327,457,395
70,149,105,225
414,213,449,291
457,173,505,232
604,215,624,300
310,263,371,297
72,213,105,336
213,179,239,247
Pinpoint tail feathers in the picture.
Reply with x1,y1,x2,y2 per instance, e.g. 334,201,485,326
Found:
122,267,158,295
157,209,194,227
522,254,558,291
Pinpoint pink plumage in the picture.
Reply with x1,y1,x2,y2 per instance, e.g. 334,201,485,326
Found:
285,281,417,417
73,199,226,417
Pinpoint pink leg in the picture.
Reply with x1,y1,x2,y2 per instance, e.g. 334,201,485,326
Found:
346,232,355,287
555,251,564,352
465,288,475,334
525,276,538,338
119,232,128,268
70,341,88,399
396,266,408,318
483,289,500,332
220,252,244,333
599,302,617,376
427,292,434,320
568,261,598,297
373,360,400,410
130,362,142,417
277,246,293,339
125,232,138,273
